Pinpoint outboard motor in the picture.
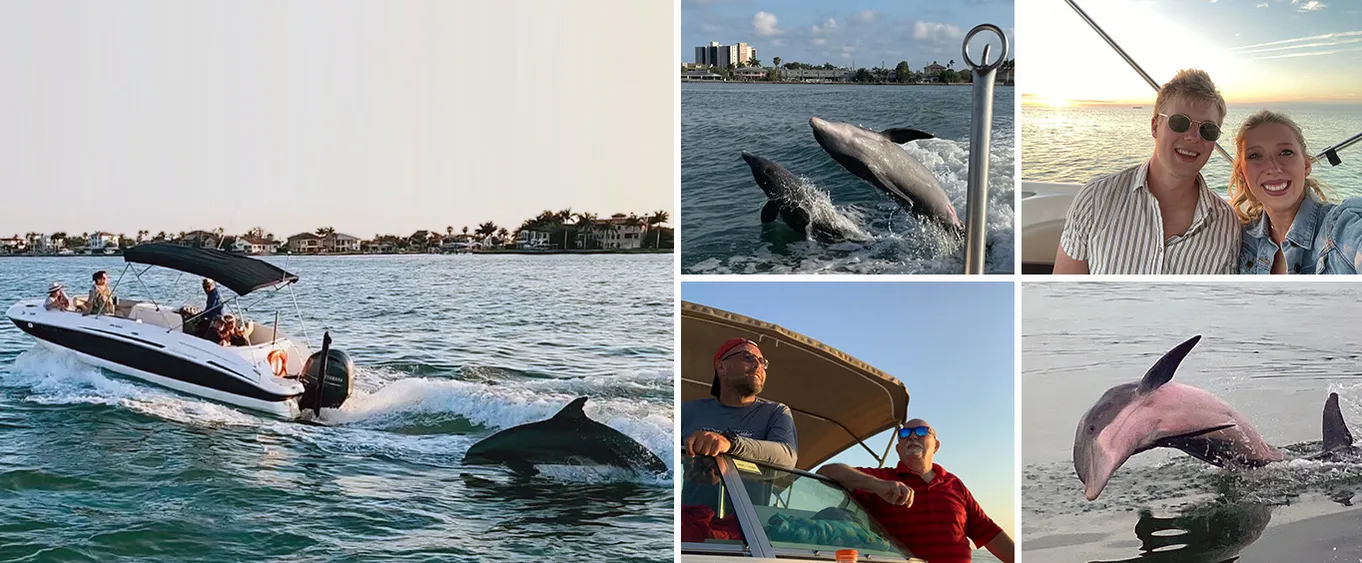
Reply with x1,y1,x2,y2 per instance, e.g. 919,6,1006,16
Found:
300,332,354,413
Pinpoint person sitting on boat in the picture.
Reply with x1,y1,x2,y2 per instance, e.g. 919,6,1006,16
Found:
817,419,1015,563
1054,69,1240,274
681,338,797,467
1230,110,1362,274
214,315,251,347
84,270,117,316
44,282,73,311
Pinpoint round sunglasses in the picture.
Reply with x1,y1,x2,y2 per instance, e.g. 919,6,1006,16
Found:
898,426,935,439
1158,113,1221,142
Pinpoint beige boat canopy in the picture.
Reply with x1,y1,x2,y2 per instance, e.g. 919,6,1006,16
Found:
681,301,910,471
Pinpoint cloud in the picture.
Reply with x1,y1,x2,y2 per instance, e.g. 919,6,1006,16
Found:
754,11,782,36
812,38,827,46
852,10,877,24
1292,0,1327,10
913,21,965,42
812,18,838,34
1256,2,1268,6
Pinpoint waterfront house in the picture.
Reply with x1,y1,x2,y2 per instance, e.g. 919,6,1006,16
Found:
327,233,361,254
287,232,324,254
515,229,552,249
178,230,220,248
88,232,119,254
229,236,279,255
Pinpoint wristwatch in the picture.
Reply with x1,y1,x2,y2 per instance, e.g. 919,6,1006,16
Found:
720,430,740,452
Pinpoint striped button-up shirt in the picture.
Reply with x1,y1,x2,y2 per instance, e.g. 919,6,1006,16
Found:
1059,162,1240,274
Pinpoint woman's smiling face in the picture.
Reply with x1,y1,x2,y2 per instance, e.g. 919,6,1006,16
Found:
1240,121,1312,219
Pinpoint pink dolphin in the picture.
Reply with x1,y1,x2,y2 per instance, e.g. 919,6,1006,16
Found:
1073,335,1287,501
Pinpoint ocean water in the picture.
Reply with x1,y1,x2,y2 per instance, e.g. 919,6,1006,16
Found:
1022,283,1362,562
0,254,673,562
682,83,1015,274
1022,103,1362,197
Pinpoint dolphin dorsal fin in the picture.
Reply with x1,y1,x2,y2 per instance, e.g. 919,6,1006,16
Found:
1324,393,1354,452
552,397,590,421
1139,335,1202,394
879,128,935,144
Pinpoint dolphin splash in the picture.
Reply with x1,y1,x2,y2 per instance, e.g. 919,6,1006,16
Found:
1073,335,1356,500
463,397,668,477
740,152,869,242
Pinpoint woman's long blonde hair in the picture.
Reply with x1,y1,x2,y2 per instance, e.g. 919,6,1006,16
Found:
1228,110,1330,225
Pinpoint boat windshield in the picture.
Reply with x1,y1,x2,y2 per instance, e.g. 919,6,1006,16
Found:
681,453,916,560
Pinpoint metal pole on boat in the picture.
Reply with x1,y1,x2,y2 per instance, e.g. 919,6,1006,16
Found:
1317,130,1362,166
313,331,332,415
1063,0,1233,164
963,24,1007,275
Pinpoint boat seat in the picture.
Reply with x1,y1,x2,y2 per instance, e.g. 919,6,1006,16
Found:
128,303,183,331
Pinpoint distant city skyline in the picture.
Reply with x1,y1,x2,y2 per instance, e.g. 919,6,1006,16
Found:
682,0,1014,69
1022,0,1362,105
0,2,674,236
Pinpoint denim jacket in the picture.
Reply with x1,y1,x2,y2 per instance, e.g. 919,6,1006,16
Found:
1240,194,1362,274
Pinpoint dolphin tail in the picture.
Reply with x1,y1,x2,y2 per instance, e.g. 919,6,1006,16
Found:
1324,392,1354,452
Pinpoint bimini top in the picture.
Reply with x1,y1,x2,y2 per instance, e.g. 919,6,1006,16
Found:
681,301,909,471
123,243,298,296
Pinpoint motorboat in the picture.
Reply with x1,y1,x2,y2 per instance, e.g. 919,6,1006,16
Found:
1020,181,1081,274
680,301,924,562
6,243,355,419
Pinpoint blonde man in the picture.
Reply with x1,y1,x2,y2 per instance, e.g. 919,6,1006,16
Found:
1054,69,1240,274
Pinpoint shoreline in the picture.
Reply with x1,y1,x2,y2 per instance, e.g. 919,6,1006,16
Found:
680,80,1012,86
0,248,674,258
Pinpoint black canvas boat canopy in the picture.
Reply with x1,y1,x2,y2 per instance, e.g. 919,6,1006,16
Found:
123,244,298,296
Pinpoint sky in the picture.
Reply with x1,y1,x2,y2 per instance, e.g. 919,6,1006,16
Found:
0,1,674,239
681,281,1017,539
1021,0,1362,105
681,0,1015,71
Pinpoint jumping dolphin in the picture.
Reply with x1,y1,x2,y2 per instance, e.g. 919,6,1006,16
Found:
740,152,869,241
808,116,962,231
463,397,668,476
1074,335,1356,500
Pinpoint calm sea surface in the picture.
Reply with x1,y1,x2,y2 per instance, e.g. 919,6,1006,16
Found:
0,254,673,562
682,83,1015,274
1023,283,1362,562
1022,103,1362,197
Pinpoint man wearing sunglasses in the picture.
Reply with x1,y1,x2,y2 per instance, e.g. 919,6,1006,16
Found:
681,337,797,467
817,419,1014,563
1054,69,1240,274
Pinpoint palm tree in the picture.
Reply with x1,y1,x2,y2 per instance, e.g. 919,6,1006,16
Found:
446,226,454,237
476,221,499,237
575,213,598,249
461,225,469,236
646,210,669,248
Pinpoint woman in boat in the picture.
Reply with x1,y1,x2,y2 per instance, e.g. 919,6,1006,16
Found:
44,282,72,311
1230,110,1362,274
214,315,252,347
85,270,118,315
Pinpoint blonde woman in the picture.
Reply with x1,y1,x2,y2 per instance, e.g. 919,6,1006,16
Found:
1230,110,1362,274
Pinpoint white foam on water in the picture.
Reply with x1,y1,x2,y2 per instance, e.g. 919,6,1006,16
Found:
6,347,673,483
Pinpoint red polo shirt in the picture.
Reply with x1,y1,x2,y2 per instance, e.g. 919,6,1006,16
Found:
850,463,1002,563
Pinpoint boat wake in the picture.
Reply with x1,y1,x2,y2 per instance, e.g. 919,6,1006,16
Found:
3,347,673,485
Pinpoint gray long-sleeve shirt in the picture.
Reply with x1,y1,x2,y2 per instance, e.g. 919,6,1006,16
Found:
681,397,798,467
